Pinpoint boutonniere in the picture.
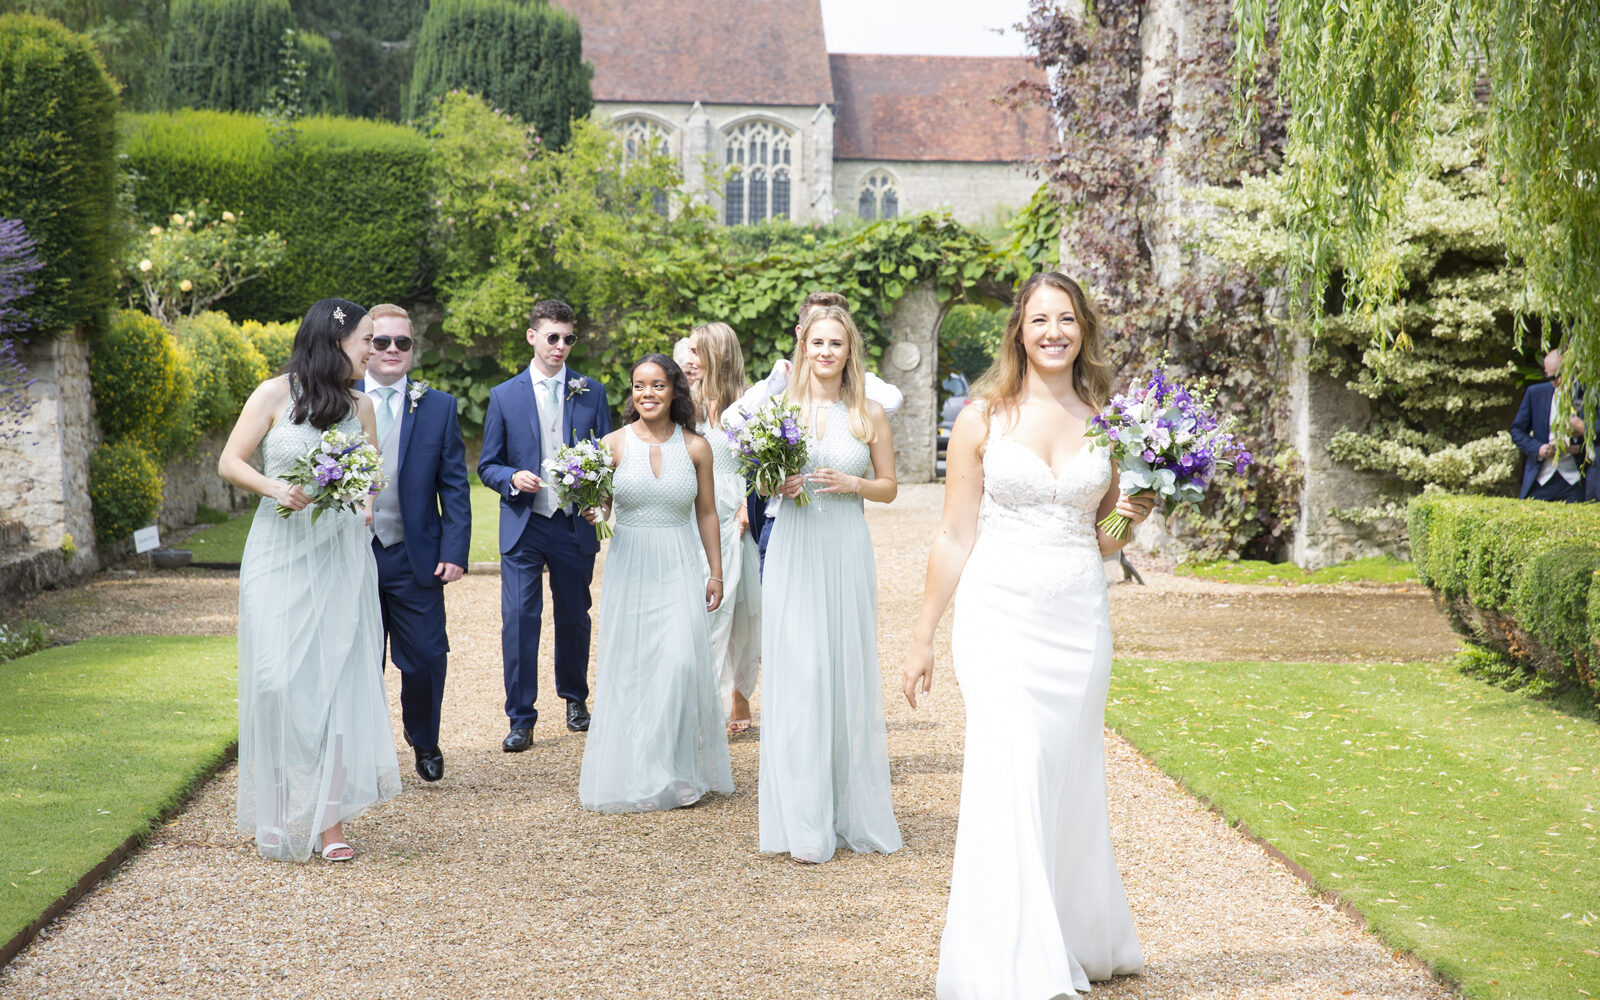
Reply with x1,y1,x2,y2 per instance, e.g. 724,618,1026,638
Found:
566,376,591,397
408,380,429,404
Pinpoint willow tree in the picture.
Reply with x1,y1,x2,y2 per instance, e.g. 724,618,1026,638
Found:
1233,1,1600,413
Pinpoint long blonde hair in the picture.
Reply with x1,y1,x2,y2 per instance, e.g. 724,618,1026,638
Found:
972,271,1113,427
785,304,876,443
690,321,747,428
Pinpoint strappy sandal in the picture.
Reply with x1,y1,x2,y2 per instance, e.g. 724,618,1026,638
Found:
319,841,354,862
726,718,753,734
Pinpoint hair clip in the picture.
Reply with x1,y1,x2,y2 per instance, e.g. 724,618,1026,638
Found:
333,307,347,326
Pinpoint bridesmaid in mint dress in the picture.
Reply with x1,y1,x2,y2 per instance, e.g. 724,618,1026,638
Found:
758,304,902,864
218,298,401,863
578,354,733,812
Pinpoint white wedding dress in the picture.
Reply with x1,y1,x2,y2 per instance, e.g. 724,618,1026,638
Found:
936,414,1144,997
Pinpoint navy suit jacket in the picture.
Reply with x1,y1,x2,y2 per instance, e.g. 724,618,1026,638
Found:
389,386,472,583
477,367,612,555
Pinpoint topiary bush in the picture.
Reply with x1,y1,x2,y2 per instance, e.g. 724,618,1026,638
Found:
90,310,189,458
1408,494,1600,704
241,317,296,373
0,15,120,336
122,110,429,320
164,0,340,113
171,311,269,433
407,0,592,146
89,439,164,546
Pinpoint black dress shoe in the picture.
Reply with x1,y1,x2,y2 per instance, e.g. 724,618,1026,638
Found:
414,746,444,782
566,700,590,732
502,727,533,752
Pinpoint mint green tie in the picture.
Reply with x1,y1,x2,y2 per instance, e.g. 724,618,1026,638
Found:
374,385,397,442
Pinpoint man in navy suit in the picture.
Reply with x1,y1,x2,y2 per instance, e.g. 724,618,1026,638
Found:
1511,349,1586,502
478,299,611,751
363,304,472,782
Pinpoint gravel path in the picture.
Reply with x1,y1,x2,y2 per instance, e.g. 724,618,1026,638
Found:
3,484,1456,999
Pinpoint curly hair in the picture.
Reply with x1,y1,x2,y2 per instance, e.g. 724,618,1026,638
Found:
621,353,696,430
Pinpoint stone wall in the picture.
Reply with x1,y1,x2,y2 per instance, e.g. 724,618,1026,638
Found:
833,159,1040,227
160,429,249,531
881,280,943,484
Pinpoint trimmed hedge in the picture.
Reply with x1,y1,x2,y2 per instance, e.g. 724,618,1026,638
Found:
1408,494,1600,701
164,0,340,114
408,0,592,146
89,440,164,547
0,15,120,336
90,310,188,458
241,317,296,373
171,311,269,435
122,110,429,321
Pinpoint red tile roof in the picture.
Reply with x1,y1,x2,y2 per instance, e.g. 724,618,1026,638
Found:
829,54,1052,163
554,0,834,106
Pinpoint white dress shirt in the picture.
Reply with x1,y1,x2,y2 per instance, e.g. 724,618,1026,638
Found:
1538,388,1582,486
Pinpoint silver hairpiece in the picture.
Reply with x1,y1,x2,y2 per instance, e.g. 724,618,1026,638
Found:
333,307,347,326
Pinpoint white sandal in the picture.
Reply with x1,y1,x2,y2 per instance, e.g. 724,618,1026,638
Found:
319,841,354,862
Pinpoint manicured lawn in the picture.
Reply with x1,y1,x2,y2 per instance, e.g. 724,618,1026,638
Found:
0,636,238,949
181,476,503,565
1174,555,1418,586
1108,658,1600,1000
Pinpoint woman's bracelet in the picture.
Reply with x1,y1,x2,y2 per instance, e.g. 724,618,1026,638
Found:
709,577,723,583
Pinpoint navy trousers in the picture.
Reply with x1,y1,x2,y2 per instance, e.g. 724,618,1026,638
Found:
373,539,449,751
1529,475,1583,503
747,490,774,577
501,510,595,728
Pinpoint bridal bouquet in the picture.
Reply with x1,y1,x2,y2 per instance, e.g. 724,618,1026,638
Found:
543,437,617,539
277,427,387,522
730,397,811,506
1087,363,1252,540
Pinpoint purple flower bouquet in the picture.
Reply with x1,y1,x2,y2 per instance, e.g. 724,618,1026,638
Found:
730,397,812,506
1086,363,1252,541
277,427,387,522
542,437,616,540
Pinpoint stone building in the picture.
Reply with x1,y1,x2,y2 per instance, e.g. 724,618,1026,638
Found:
555,0,1050,226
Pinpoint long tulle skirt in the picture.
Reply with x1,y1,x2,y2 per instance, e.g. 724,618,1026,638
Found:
705,471,760,714
579,520,734,811
236,499,401,862
936,533,1144,997
758,498,901,862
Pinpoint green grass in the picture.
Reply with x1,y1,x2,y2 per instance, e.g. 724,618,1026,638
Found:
1174,555,1418,586
180,476,503,564
1108,658,1600,1000
0,636,238,947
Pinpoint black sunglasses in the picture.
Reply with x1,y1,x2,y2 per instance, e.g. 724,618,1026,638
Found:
372,335,414,351
544,333,578,346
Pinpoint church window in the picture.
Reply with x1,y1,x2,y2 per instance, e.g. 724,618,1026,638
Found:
858,170,900,221
614,116,674,216
722,120,796,225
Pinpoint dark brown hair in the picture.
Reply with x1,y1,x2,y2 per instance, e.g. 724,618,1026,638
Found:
528,298,575,329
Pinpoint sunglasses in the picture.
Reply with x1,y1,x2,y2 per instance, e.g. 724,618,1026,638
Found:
372,336,414,352
543,333,578,346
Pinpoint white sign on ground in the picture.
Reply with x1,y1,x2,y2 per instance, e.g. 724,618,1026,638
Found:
132,525,161,553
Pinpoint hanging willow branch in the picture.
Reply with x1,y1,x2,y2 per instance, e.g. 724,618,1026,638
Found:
1232,0,1600,419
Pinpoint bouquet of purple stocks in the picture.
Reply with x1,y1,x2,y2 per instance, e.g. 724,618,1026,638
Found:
542,437,617,540
730,397,812,507
1087,363,1252,540
277,427,387,522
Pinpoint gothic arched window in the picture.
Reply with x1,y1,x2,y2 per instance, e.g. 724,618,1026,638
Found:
857,170,900,221
723,120,795,225
614,116,674,215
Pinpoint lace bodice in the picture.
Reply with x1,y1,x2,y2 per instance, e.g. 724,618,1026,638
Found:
263,386,359,479
614,423,698,528
978,414,1111,551
802,401,871,510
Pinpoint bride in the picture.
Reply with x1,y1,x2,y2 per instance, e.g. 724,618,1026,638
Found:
900,271,1151,996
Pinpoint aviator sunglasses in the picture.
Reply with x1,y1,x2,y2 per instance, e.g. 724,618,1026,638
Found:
372,335,414,351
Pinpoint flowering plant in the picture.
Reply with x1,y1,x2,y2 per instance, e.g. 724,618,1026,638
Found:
730,397,811,506
542,437,616,539
408,380,429,404
119,201,286,326
566,376,591,397
1087,362,1252,540
277,427,388,522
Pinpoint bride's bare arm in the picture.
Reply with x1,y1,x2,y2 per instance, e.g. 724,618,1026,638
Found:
218,376,306,508
899,405,987,708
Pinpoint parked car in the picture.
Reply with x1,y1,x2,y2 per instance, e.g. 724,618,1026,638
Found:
936,372,971,477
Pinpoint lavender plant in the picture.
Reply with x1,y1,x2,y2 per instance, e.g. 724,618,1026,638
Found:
0,219,43,440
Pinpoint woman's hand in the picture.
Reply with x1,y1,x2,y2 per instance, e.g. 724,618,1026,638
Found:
1116,492,1157,527
736,503,750,537
778,474,807,499
271,480,311,511
808,467,858,495
581,505,608,525
901,643,935,709
705,578,724,612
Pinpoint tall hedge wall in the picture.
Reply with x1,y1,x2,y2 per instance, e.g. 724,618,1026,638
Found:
0,15,120,336
122,111,429,321
1409,494,1600,703
407,0,592,146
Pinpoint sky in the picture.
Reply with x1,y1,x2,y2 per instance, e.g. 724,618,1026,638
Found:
819,0,1034,57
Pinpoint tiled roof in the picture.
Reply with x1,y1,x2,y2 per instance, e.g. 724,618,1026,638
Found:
554,0,834,106
829,54,1052,163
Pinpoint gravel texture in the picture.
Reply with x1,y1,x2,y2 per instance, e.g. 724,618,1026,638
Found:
3,484,1455,999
